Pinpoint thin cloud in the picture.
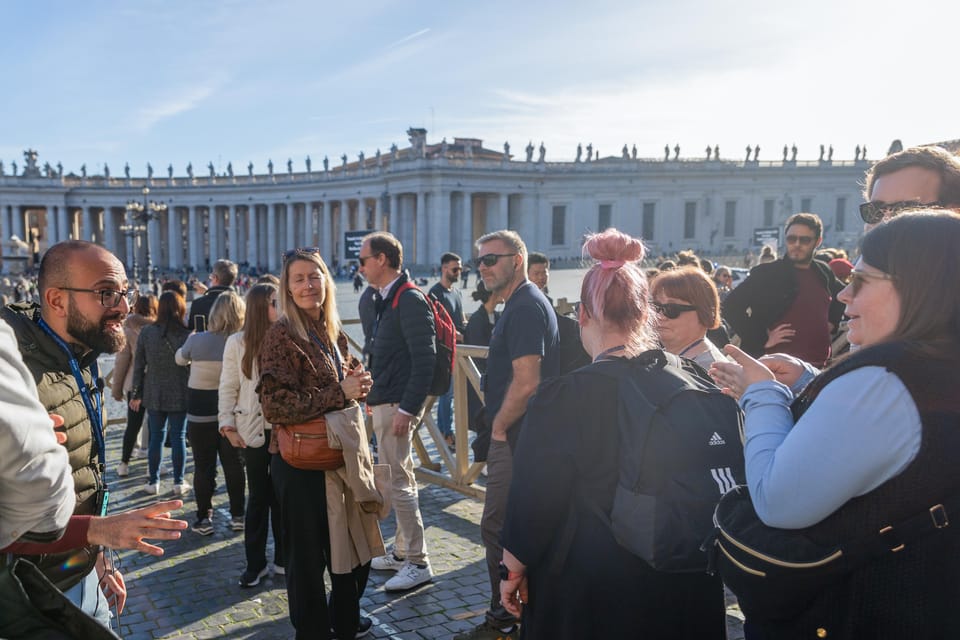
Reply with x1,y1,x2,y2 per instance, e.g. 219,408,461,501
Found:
128,80,225,133
387,28,430,50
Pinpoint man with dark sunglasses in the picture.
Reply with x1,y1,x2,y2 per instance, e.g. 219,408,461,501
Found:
722,213,845,366
860,145,960,231
455,230,558,640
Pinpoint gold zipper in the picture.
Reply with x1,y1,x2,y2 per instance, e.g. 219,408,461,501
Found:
720,529,843,568
717,541,766,577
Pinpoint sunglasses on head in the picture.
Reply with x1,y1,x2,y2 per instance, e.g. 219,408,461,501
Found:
477,253,517,267
859,200,941,224
283,247,321,262
652,301,697,319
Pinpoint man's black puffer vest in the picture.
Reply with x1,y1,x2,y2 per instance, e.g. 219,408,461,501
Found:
753,342,960,640
1,303,103,591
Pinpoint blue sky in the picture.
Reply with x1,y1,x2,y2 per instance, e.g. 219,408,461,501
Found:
1,0,955,176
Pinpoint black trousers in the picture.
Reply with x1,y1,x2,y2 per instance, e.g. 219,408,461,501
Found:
187,421,245,520
121,394,146,463
272,455,370,640
241,435,284,572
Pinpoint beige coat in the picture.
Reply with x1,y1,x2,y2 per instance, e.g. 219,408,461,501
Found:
325,403,388,574
111,313,151,400
218,332,269,447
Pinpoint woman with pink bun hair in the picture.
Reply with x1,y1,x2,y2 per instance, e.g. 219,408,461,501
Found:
497,228,727,639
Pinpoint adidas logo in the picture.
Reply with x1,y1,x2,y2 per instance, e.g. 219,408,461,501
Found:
708,432,726,446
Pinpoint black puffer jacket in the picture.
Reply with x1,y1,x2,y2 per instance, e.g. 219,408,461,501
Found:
366,273,436,415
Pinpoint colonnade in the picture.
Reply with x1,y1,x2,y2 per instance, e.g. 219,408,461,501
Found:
0,190,523,275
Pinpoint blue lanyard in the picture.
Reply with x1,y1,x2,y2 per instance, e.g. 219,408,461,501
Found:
36,317,106,470
309,332,344,382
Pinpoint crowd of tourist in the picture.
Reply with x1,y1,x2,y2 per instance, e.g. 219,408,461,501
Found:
2,144,960,640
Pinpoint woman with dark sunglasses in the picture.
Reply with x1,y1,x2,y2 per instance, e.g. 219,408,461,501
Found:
710,211,960,638
650,266,729,369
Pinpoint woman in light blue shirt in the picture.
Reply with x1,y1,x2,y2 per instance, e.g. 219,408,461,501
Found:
710,211,960,638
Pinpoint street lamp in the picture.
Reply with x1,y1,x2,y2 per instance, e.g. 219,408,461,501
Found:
124,187,168,290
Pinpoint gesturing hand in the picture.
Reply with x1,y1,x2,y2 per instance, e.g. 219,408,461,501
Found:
709,344,775,400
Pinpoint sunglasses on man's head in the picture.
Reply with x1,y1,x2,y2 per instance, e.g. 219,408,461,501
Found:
652,301,697,319
858,200,941,224
477,253,517,267
282,247,321,262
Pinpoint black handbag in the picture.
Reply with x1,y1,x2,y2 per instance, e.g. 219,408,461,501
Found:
707,485,960,623
0,558,121,639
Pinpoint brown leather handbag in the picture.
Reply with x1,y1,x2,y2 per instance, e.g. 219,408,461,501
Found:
276,416,345,471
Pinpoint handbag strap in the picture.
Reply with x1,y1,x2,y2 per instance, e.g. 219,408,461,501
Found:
847,493,960,563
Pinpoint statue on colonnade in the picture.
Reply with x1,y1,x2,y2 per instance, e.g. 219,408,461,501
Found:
56,162,62,177
855,145,861,161
11,161,17,176
267,159,273,175
247,161,253,176
124,163,130,179
538,142,545,162
390,143,398,161
632,144,637,159
227,162,234,177
714,145,719,159
306,156,311,173
706,146,712,160
622,144,629,159
168,164,174,178
0,160,4,176
208,162,215,178
525,141,534,162
576,144,582,162
376,149,382,167
147,163,154,179
783,145,789,161
674,144,680,160
187,162,193,179
819,145,825,162
754,144,760,160
341,154,348,168
287,158,293,174
503,141,510,158
827,146,833,162
745,145,752,162
104,163,110,178
358,151,365,164
790,144,797,162
323,156,329,172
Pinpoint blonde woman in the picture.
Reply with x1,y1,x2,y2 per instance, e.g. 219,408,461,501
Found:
176,291,246,535
258,249,377,640
218,283,285,587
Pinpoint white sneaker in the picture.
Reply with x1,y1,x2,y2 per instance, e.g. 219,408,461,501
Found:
117,462,129,477
370,553,404,572
271,563,285,576
173,481,191,496
131,447,146,460
142,482,159,495
384,562,433,591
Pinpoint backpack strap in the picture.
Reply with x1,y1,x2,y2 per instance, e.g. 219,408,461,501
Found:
390,281,421,310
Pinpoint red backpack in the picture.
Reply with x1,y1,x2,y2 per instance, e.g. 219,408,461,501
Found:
391,281,457,396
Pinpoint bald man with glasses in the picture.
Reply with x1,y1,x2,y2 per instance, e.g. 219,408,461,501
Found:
0,240,139,627
722,213,845,367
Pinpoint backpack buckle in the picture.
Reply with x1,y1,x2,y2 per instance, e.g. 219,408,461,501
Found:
930,504,949,529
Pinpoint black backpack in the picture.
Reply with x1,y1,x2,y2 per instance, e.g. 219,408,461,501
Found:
594,349,746,572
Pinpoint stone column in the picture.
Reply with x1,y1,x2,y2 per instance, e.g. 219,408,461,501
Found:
462,192,474,259
429,191,450,256
286,203,297,252
247,205,258,269
82,207,94,242
228,205,239,261
338,201,349,263
416,192,427,265
304,202,314,247
167,207,181,270
497,193,509,231
320,202,332,259
46,206,58,245
148,213,161,274
267,204,278,273
188,205,200,270
103,208,116,257
389,194,398,237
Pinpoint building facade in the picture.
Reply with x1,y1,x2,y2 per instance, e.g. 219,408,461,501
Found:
0,130,870,275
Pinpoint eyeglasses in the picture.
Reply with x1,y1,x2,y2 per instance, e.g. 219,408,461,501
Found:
785,235,816,246
477,253,517,267
59,287,138,309
652,301,697,319
283,247,321,262
449,267,462,274
859,200,941,224
358,253,381,267
848,269,896,296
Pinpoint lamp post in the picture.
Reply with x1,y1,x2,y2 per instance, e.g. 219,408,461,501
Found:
124,187,167,290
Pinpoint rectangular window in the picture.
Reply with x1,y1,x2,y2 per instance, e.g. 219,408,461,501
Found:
800,197,812,212
551,205,566,245
642,202,656,240
724,201,737,237
763,199,775,227
835,197,846,232
684,201,697,239
598,204,612,231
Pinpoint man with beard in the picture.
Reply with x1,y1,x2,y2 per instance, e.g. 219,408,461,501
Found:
454,230,558,640
1,240,137,627
722,213,845,366
428,252,466,448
